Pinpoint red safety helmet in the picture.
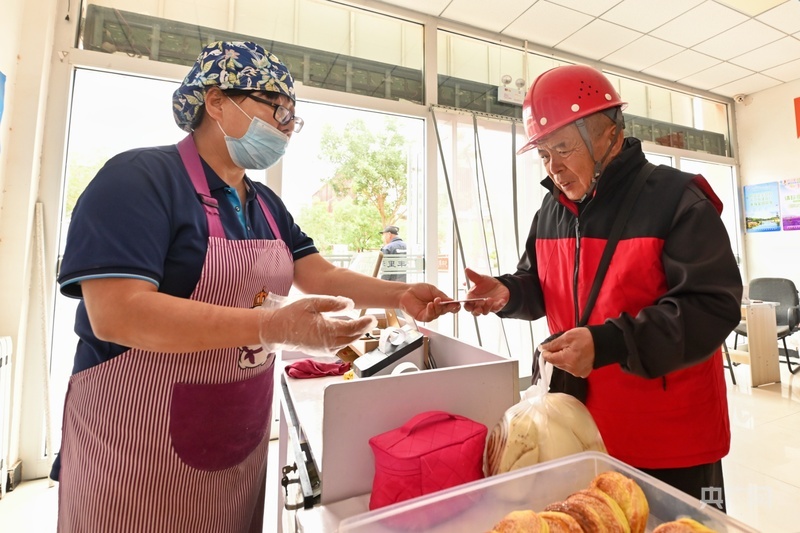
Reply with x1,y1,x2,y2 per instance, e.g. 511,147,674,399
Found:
517,64,627,155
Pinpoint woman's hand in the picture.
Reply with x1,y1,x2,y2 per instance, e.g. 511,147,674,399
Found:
258,295,376,357
398,284,461,322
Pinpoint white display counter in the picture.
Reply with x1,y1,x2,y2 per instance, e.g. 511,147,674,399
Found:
274,327,519,532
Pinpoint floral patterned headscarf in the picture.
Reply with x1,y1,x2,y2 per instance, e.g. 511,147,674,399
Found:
172,41,295,132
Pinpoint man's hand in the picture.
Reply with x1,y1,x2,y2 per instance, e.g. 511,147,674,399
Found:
463,268,510,315
538,327,595,378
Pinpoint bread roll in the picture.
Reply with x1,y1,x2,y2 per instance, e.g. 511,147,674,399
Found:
539,510,583,532
590,471,649,533
537,411,592,462
485,387,606,476
545,488,630,533
653,517,717,532
485,408,539,475
537,393,607,462
489,510,549,532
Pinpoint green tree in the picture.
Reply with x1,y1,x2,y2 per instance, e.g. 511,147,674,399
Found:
296,202,338,254
331,199,383,252
297,199,383,253
63,153,109,217
319,117,408,229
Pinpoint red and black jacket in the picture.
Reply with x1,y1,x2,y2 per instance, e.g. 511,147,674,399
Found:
497,137,743,469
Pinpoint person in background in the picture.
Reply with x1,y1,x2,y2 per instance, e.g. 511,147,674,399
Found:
464,64,742,511
379,225,407,282
51,41,459,532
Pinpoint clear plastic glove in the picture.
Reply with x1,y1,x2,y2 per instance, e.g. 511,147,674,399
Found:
258,293,377,357
398,283,461,322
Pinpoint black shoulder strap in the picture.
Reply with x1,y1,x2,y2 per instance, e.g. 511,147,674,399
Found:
578,162,656,326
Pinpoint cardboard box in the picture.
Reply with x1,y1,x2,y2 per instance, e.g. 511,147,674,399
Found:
349,337,380,357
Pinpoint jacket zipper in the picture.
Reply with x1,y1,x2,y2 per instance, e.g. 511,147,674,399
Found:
573,218,581,326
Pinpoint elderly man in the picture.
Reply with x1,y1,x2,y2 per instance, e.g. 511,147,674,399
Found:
464,64,742,511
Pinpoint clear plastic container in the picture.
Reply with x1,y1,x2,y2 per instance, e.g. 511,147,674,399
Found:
338,451,759,532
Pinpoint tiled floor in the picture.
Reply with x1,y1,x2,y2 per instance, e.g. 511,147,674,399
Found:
1,361,799,532
720,361,800,533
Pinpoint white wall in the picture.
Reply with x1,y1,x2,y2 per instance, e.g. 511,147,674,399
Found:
0,0,24,491
0,0,66,481
735,79,800,283
0,0,23,213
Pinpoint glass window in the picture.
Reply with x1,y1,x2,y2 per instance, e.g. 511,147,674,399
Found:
670,91,694,129
603,72,731,157
280,102,425,284
442,31,494,85
679,159,741,268
526,53,566,82
433,108,549,375
643,152,674,167
436,31,571,120
648,85,672,124
614,75,648,118
437,31,530,119
80,0,424,103
695,99,730,156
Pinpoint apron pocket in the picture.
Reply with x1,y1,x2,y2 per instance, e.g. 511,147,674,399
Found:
169,368,273,471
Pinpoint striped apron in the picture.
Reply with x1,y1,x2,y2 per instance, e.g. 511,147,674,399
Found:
57,135,293,532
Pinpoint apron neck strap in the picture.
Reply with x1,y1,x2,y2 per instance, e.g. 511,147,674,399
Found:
178,135,226,239
256,195,283,241
178,135,284,241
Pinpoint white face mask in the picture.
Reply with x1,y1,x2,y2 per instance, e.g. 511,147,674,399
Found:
218,97,289,170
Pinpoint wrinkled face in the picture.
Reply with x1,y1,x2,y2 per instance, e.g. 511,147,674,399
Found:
536,123,598,202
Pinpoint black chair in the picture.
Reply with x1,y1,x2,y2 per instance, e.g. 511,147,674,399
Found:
734,277,800,374
721,344,736,384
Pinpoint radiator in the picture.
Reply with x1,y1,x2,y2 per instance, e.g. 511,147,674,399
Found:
0,336,12,498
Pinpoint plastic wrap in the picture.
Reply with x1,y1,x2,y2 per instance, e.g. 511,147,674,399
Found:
485,354,606,476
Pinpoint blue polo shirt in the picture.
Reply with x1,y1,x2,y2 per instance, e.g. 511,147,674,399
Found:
58,143,318,374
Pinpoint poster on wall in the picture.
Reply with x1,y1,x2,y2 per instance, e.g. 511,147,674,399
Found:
795,97,800,138
744,182,781,232
779,178,800,231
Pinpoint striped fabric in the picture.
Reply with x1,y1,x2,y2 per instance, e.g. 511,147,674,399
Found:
57,135,293,532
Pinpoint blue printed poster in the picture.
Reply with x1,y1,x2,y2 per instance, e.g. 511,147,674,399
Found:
779,178,800,231
744,182,780,232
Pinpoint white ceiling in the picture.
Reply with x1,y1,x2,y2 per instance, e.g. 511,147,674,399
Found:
374,0,800,100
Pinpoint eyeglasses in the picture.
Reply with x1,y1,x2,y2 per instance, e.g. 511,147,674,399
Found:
246,94,304,133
